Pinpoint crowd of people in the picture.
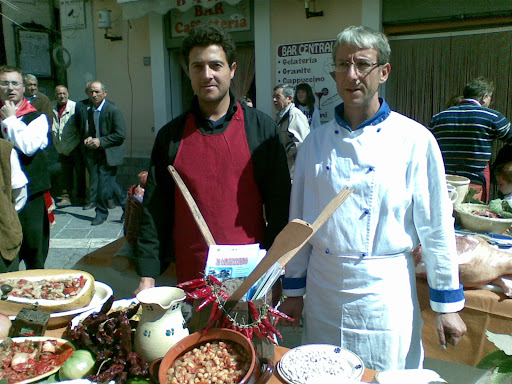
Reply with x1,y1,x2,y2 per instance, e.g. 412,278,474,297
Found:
7,21,512,373
0,67,127,272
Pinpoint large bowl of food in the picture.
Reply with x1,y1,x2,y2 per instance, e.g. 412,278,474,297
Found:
158,328,273,384
455,203,512,234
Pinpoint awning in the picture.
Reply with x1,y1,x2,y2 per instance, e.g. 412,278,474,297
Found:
117,0,243,20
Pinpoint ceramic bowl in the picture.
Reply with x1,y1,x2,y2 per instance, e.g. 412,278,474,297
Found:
455,203,512,234
446,175,470,206
158,328,273,384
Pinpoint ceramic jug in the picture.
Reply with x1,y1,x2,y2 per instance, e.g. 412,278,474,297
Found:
134,286,189,362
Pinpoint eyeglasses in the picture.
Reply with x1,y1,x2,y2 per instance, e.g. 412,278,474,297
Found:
0,81,23,89
332,60,381,74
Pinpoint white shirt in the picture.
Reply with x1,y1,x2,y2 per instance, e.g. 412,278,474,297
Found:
1,110,49,156
10,148,27,210
93,99,106,138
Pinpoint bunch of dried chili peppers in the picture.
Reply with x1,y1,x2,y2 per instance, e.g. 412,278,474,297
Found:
64,296,149,383
177,276,294,344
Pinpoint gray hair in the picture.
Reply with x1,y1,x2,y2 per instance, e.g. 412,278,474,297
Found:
274,84,295,98
85,80,107,92
23,73,38,84
332,25,391,64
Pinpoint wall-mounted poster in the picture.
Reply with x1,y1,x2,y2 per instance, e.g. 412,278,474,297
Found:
17,30,52,77
276,40,340,123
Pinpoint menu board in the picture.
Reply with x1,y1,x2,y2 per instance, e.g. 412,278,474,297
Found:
17,30,52,77
276,39,341,123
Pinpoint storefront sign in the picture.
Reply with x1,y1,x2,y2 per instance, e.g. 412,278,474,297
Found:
171,0,250,37
276,40,341,123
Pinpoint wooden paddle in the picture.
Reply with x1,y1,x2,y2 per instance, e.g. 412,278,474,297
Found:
223,186,354,315
168,165,216,247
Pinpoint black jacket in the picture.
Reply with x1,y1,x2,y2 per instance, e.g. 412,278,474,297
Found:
75,99,126,166
135,93,291,278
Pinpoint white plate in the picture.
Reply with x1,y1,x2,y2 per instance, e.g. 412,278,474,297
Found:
0,336,75,384
9,281,114,325
277,344,365,384
376,369,446,383
70,297,139,329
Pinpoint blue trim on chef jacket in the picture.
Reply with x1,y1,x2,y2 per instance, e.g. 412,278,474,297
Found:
282,276,307,290
334,98,391,131
429,284,465,303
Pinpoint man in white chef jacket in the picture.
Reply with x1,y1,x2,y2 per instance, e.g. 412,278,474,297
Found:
279,26,466,371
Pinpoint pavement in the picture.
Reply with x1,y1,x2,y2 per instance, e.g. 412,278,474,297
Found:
44,203,125,270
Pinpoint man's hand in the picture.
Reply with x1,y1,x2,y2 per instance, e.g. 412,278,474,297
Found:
277,296,303,331
134,277,155,296
435,312,467,349
84,137,100,149
0,100,16,119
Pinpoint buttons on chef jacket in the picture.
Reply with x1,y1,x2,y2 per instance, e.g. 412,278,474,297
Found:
363,208,370,215
377,128,382,132
335,130,339,134
325,249,330,254
326,165,330,170
361,252,367,257
368,166,375,172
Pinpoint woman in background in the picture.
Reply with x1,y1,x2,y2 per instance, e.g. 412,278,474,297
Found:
294,83,321,130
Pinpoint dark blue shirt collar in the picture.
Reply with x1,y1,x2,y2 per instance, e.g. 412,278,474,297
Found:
334,98,391,131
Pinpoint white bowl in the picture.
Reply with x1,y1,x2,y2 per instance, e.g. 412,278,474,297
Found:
446,175,470,206
454,203,512,234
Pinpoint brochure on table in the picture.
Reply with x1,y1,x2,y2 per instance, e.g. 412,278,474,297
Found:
204,244,282,301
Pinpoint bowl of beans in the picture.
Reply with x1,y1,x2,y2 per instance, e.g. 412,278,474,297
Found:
158,328,274,384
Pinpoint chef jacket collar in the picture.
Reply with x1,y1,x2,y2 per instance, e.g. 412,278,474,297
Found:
334,98,391,131
190,90,237,132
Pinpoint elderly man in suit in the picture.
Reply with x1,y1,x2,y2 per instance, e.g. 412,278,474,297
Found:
79,80,126,226
23,74,52,125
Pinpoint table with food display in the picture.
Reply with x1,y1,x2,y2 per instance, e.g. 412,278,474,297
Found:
5,178,512,384
0,239,378,384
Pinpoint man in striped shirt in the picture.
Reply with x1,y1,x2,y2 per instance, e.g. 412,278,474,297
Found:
430,77,512,202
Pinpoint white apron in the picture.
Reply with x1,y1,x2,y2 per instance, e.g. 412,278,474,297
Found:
303,249,424,371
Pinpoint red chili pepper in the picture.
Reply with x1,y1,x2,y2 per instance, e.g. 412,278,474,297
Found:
208,301,219,322
221,315,230,329
248,300,260,322
245,326,253,340
197,295,216,312
207,275,223,287
253,324,263,339
266,306,294,323
262,316,283,341
176,278,207,290
187,286,213,300
265,331,278,345
217,289,229,300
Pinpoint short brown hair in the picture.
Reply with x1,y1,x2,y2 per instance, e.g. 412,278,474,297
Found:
0,65,23,77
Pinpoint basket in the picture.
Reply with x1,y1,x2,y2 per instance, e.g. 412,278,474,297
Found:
124,184,142,246
454,203,512,234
